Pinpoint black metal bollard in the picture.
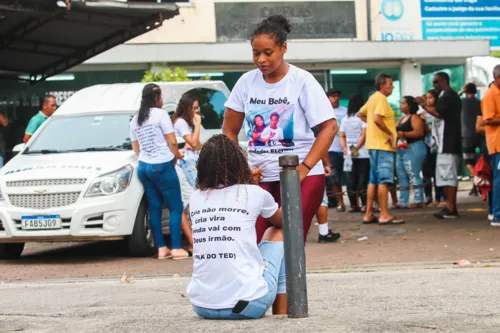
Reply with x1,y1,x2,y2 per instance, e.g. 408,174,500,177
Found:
279,154,308,318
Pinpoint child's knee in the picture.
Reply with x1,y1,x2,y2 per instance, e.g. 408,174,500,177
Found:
261,227,283,242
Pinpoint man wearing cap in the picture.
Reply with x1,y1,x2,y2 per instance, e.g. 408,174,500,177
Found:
326,88,348,212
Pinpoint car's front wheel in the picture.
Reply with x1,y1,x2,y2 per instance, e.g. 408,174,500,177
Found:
0,243,25,259
127,199,155,257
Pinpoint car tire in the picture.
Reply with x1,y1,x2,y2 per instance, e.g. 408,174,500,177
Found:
127,199,155,257
0,243,25,259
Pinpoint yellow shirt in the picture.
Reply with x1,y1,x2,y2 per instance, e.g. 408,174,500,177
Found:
358,91,397,152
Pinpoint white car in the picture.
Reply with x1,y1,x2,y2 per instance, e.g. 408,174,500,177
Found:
0,81,247,259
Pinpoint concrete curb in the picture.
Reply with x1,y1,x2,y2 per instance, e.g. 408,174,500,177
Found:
3,259,500,285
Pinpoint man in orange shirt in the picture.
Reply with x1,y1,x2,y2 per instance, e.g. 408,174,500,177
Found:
482,65,500,227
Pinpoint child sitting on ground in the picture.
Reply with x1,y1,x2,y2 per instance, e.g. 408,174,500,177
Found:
186,134,287,319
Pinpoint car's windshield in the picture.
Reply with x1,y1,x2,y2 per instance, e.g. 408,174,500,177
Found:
25,114,132,154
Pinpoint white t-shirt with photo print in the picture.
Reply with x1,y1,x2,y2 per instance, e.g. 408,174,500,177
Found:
186,184,279,309
225,64,337,182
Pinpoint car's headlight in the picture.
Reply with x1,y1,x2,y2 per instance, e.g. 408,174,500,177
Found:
84,165,133,197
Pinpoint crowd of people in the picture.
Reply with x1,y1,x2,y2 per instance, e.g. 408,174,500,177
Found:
126,13,500,320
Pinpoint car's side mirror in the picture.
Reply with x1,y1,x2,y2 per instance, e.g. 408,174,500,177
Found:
12,143,26,154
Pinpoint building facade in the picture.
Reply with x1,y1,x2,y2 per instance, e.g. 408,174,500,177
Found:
0,0,495,159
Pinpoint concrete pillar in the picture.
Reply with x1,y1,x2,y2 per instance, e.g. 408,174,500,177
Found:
400,60,422,97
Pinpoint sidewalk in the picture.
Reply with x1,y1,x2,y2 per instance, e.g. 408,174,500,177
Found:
0,187,498,281
1,266,500,333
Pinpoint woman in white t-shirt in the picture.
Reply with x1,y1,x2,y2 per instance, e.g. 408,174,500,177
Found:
173,94,202,188
339,94,370,213
129,84,190,260
187,134,287,319
222,15,337,244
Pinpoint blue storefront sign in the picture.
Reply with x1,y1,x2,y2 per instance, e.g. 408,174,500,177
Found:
421,0,500,49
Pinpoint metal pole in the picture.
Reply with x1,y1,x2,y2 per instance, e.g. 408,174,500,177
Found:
366,0,372,41
279,154,308,318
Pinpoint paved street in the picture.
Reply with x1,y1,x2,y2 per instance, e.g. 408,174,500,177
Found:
1,190,499,281
1,266,499,333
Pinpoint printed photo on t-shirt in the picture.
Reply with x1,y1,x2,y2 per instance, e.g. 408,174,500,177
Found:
246,100,294,148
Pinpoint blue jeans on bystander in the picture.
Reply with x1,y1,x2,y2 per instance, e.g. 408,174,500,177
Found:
490,153,500,220
396,140,428,206
137,159,184,249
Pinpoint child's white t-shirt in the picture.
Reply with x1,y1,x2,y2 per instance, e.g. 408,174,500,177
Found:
186,184,279,309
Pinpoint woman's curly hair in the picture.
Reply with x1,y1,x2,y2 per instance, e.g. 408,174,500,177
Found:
197,134,252,190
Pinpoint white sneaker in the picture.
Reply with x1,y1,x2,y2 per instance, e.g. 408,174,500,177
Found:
488,214,494,221
491,221,500,227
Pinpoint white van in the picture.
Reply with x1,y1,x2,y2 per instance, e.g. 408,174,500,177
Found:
0,81,245,259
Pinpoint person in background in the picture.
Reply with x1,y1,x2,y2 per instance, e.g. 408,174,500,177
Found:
476,82,493,222
326,88,348,212
187,134,287,319
340,93,369,213
130,83,189,260
481,66,500,227
418,72,462,219
420,90,446,208
459,83,482,196
222,15,337,244
173,94,201,188
0,111,8,167
395,96,427,209
24,95,57,143
357,73,404,225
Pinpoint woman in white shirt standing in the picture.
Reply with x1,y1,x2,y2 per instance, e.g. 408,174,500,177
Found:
222,15,337,244
173,94,202,188
339,94,370,213
130,84,190,260
187,134,287,319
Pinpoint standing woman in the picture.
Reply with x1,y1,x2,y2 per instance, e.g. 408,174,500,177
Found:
395,96,427,208
339,93,370,213
130,83,190,260
173,94,202,188
222,15,338,243
421,89,446,207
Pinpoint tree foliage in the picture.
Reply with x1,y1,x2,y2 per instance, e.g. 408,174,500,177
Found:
141,67,211,82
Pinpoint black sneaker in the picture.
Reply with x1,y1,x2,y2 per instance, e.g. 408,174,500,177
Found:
433,207,459,219
469,187,479,197
318,230,341,243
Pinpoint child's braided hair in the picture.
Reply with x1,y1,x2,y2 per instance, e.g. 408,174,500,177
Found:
197,134,252,190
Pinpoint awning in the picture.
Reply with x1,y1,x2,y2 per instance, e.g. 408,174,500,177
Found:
0,0,179,84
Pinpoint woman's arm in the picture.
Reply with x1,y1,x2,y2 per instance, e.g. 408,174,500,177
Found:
222,108,244,144
476,115,485,134
339,131,348,155
399,115,425,139
355,127,367,151
298,118,338,182
132,141,140,156
164,133,183,160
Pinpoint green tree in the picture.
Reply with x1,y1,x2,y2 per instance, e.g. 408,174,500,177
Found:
142,67,193,82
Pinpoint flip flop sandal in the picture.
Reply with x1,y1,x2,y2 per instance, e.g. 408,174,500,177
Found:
362,217,379,224
154,254,172,260
336,206,346,213
349,206,361,213
379,218,405,225
172,255,191,260
394,205,409,210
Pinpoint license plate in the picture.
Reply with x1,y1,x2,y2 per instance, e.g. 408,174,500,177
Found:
21,215,62,230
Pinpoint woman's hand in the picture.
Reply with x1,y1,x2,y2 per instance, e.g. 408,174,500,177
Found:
323,165,332,177
297,164,310,183
250,168,264,184
194,113,202,125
